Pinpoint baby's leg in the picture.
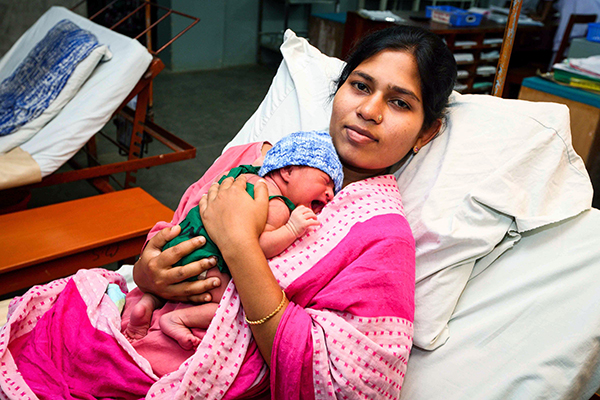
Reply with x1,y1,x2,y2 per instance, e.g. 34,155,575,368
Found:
124,293,165,342
159,303,219,350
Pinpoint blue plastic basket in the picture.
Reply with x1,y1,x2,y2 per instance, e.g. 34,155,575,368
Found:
587,23,600,43
426,5,482,27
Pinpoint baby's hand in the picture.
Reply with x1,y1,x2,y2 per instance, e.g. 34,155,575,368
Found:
286,205,320,237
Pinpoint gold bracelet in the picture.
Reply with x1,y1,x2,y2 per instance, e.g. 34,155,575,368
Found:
245,289,287,325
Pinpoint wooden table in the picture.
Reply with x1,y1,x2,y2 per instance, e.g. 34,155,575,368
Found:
0,188,173,297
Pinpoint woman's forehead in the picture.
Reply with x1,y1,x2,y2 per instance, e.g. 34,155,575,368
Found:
353,50,421,97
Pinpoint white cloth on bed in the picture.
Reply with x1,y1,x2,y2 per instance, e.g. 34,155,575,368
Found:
0,19,111,155
0,6,152,179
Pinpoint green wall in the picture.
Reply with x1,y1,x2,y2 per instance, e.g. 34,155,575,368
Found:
158,0,258,71
158,0,355,72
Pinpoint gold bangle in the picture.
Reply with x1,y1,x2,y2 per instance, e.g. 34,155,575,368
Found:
245,289,287,325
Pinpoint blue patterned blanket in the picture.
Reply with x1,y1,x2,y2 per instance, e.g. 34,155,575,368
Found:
0,19,100,137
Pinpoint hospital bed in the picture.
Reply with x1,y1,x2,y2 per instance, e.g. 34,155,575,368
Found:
0,4,197,211
2,8,600,400
221,30,600,399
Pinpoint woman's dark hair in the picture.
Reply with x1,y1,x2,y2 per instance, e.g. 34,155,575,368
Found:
335,25,457,131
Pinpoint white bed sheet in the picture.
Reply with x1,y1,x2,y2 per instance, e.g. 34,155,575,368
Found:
401,208,600,400
0,6,152,178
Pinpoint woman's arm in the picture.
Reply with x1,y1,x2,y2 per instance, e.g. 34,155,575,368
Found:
199,176,289,365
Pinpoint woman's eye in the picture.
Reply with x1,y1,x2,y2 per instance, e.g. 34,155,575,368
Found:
351,81,369,93
391,99,410,110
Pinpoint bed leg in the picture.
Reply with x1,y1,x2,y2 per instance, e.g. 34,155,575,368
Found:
85,136,99,167
124,85,150,188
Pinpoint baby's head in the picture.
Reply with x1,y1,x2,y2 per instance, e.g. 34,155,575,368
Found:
259,131,343,214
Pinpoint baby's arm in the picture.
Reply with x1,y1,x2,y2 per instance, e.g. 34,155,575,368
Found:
259,201,320,258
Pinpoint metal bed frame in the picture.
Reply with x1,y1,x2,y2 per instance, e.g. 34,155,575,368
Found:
0,1,199,211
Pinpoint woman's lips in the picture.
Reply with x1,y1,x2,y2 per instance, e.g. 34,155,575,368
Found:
345,125,377,144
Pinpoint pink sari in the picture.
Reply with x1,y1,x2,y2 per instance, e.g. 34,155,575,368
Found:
0,143,415,399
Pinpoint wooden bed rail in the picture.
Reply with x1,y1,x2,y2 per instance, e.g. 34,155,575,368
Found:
492,0,523,97
0,188,173,297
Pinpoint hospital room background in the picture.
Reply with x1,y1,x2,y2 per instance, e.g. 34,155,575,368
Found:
1,0,599,214
2,0,600,398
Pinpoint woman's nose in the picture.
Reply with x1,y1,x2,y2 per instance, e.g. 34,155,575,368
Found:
357,95,384,123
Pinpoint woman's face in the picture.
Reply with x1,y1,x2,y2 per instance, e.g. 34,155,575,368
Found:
330,49,439,174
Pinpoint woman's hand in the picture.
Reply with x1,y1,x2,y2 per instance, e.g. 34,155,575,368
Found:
199,176,269,252
133,225,220,303
199,176,288,366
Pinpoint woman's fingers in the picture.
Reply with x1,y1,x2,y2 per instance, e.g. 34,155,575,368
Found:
200,176,268,249
206,176,236,202
147,225,182,252
162,276,221,303
162,258,221,303
133,225,183,294
220,175,237,189
133,230,212,299
205,181,220,202
252,178,269,205
166,256,217,284
158,236,206,270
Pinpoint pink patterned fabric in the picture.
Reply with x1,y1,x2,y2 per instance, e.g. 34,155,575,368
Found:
0,143,415,399
269,176,415,399
0,269,156,399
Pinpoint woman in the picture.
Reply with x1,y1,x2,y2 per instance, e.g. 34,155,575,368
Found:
1,25,456,399
132,25,456,397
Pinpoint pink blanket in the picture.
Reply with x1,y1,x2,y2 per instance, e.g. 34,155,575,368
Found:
0,144,415,399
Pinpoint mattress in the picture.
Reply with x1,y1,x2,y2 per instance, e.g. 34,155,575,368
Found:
401,208,600,400
0,6,152,179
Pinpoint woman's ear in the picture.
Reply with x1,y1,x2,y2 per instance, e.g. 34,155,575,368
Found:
415,119,442,149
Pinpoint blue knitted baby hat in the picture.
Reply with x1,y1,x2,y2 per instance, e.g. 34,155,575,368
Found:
259,131,344,193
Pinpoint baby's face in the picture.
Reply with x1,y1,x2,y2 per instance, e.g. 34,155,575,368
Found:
284,166,335,214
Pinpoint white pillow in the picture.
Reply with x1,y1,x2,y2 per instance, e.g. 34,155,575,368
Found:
223,30,344,152
224,30,594,350
0,45,111,155
396,93,593,349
